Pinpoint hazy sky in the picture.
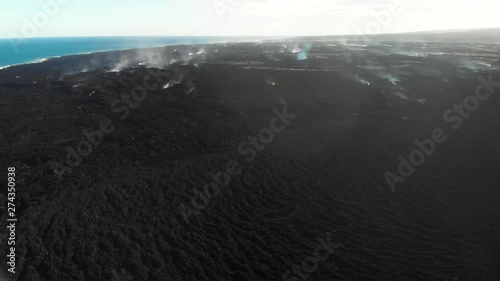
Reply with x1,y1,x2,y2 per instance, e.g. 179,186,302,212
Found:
1,0,499,38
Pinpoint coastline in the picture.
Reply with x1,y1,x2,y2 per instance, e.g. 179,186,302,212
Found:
3,28,500,70
0,36,271,69
0,44,203,70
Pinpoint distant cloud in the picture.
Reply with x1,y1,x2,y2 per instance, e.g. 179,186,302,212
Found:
1,0,499,38
236,0,492,18
239,0,393,17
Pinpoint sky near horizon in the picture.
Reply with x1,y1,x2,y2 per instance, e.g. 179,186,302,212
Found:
1,0,499,38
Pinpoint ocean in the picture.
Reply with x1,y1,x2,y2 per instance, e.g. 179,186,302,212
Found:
0,36,228,68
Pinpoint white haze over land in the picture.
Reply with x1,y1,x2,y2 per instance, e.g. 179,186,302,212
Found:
107,46,209,72
1,0,500,38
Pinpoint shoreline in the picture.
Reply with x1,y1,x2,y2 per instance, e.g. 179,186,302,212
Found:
0,37,271,70
3,28,500,70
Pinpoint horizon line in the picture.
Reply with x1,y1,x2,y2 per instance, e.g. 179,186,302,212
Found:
1,27,500,40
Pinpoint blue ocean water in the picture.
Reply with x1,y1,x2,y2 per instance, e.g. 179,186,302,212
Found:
0,36,226,68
